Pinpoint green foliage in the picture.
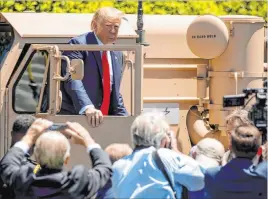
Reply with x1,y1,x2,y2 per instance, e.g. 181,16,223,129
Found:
0,0,267,22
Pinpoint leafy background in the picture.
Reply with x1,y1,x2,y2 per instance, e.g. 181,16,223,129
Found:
0,0,267,23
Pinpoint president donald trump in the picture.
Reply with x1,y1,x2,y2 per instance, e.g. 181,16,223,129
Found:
60,7,128,127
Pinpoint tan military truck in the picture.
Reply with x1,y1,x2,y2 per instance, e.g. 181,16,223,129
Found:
0,12,266,168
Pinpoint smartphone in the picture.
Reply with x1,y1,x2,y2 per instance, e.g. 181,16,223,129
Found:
48,124,71,139
49,124,68,131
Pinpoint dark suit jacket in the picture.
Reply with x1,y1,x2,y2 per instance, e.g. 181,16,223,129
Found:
0,147,112,199
245,161,267,179
0,154,37,199
205,158,267,199
254,161,267,178
96,179,114,199
60,32,127,116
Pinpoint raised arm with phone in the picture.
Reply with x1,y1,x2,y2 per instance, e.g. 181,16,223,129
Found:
0,119,112,199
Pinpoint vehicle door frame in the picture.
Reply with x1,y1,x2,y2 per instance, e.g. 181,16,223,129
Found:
7,43,143,168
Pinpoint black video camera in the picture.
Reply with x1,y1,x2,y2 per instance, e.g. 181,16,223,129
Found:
223,79,267,143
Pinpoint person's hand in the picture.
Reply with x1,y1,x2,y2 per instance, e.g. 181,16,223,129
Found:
161,131,179,152
63,122,96,147
21,118,53,147
85,107,103,127
168,131,179,152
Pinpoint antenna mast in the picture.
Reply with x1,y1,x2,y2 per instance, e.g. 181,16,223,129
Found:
136,0,149,46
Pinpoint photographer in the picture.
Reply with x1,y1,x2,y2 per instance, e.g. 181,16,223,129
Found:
0,119,112,199
112,111,204,199
222,109,253,166
205,125,266,199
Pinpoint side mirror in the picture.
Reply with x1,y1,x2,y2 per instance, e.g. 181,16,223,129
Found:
70,59,84,80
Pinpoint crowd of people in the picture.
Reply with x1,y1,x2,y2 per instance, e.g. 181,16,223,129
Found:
0,6,267,199
0,108,267,199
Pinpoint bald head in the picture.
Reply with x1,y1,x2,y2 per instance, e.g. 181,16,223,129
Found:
192,138,225,168
34,131,70,169
105,143,132,164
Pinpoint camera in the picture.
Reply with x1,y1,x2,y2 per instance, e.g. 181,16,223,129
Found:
223,79,267,143
47,124,71,139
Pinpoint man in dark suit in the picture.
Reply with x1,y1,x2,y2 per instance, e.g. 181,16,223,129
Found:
204,125,267,199
246,142,267,179
0,119,112,199
0,115,36,199
61,7,128,127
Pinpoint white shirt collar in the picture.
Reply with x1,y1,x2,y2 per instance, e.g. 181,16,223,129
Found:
94,32,103,45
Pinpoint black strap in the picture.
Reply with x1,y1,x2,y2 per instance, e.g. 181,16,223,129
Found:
152,150,188,199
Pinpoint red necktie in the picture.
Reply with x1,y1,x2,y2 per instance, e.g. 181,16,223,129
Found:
100,51,111,115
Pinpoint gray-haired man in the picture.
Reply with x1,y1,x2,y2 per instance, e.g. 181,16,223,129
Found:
112,111,204,198
0,119,112,199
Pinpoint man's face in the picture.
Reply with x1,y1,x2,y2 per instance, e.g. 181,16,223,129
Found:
94,17,121,44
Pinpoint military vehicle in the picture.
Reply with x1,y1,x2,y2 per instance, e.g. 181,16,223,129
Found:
0,10,266,168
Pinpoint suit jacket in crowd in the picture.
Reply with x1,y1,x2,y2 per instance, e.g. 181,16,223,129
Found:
112,147,204,199
0,147,112,199
205,158,267,199
96,179,114,199
0,154,37,199
60,32,127,116
245,161,267,179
